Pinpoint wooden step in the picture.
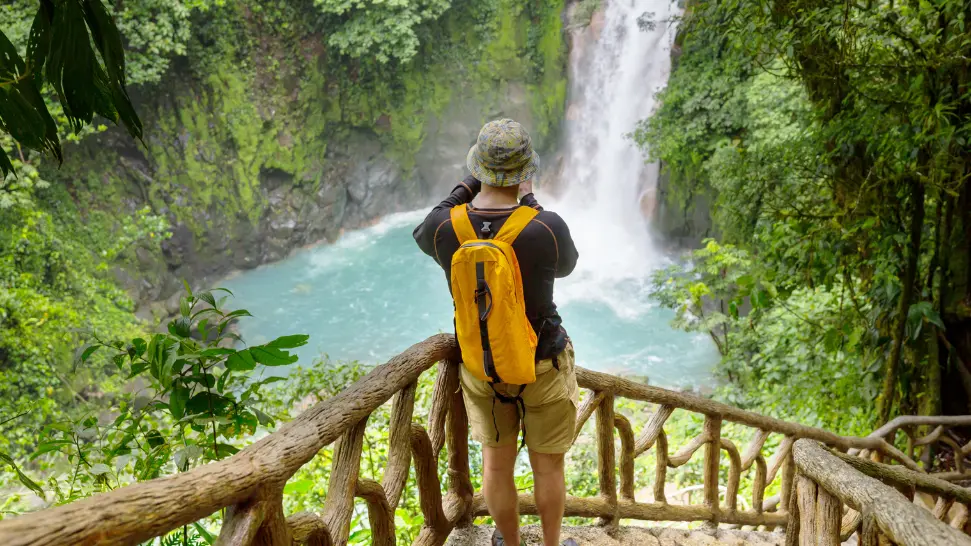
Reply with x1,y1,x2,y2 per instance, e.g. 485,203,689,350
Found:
445,525,786,546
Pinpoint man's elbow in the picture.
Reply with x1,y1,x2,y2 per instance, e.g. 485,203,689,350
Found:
556,254,579,278
413,225,432,255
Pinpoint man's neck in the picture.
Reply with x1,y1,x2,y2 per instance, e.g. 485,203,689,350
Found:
474,185,520,209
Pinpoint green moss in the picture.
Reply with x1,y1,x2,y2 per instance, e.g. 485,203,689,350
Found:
50,0,570,250
527,0,568,143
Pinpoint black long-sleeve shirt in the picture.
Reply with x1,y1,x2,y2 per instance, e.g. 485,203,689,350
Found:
413,176,579,361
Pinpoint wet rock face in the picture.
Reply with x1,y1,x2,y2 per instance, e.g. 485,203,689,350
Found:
106,77,549,315
143,128,423,304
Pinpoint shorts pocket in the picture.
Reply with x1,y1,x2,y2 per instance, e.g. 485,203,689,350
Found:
525,357,576,408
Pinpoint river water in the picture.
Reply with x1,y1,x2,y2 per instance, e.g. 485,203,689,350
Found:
222,0,717,388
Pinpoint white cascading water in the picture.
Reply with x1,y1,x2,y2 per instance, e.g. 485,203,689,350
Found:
553,0,681,319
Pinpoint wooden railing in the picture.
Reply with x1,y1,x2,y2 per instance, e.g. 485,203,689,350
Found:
526,367,971,529
2,334,970,546
788,440,971,545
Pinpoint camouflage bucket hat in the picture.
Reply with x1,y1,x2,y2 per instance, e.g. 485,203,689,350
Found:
467,118,540,187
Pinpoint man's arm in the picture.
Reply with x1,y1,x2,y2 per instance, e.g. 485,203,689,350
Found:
413,176,481,261
518,179,543,210
521,186,579,277
545,212,579,278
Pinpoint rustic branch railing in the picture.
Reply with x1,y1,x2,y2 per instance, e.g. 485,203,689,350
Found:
787,440,971,546
1,334,970,546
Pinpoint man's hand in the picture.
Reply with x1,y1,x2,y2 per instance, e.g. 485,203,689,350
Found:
518,178,534,199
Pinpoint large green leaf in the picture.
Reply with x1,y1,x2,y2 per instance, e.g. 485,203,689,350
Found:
192,522,215,545
169,383,190,419
186,393,232,416
250,346,299,367
0,142,13,179
45,0,117,134
29,439,71,460
81,0,142,140
26,1,53,89
266,334,310,349
0,29,60,164
225,349,257,372
0,451,45,498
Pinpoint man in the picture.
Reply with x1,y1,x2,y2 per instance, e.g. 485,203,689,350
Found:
413,119,580,546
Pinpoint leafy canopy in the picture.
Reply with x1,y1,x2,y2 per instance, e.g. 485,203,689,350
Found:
314,0,452,63
0,0,143,178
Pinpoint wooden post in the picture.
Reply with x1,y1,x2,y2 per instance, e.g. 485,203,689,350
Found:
614,415,635,502
784,471,800,546
411,424,450,546
815,486,841,546
252,491,291,546
703,415,722,519
446,382,474,527
322,417,369,546
596,392,617,526
720,439,741,513
216,496,265,546
572,390,605,444
934,497,955,522
383,381,416,511
753,455,767,515
796,474,817,546
781,442,796,512
654,430,668,504
634,404,674,456
951,503,969,531
355,480,395,546
428,362,458,457
859,513,879,546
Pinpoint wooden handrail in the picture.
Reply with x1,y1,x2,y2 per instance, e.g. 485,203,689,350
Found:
824,447,971,505
576,367,922,467
789,440,971,546
0,334,456,546
2,333,969,546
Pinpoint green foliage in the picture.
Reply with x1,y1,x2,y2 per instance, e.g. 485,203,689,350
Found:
570,0,600,28
653,241,878,435
112,0,205,85
0,450,44,500
314,0,451,63
645,0,971,429
14,289,303,508
0,162,167,454
0,0,144,177
526,0,567,141
633,22,753,221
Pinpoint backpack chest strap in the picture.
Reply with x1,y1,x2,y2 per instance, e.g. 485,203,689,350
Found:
450,204,478,243
494,206,539,244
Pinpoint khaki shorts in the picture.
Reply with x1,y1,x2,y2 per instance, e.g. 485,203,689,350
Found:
460,344,579,454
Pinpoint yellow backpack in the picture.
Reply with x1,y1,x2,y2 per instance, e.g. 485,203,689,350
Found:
450,204,539,384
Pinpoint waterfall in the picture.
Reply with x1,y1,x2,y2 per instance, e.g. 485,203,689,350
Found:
221,0,716,385
552,0,681,319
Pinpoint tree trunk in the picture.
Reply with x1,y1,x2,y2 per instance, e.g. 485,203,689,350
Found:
878,179,926,424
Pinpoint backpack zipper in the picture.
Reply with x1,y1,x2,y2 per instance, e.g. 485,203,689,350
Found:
461,241,501,250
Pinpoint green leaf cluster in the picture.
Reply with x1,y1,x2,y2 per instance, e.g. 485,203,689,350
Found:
0,0,144,177
9,288,305,509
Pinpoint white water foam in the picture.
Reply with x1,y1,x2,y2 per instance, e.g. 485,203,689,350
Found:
551,0,681,319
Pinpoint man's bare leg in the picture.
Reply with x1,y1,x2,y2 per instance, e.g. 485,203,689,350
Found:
483,444,520,544
529,450,566,546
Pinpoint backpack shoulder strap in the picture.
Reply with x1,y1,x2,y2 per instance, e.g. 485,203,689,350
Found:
494,206,539,244
449,204,478,244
